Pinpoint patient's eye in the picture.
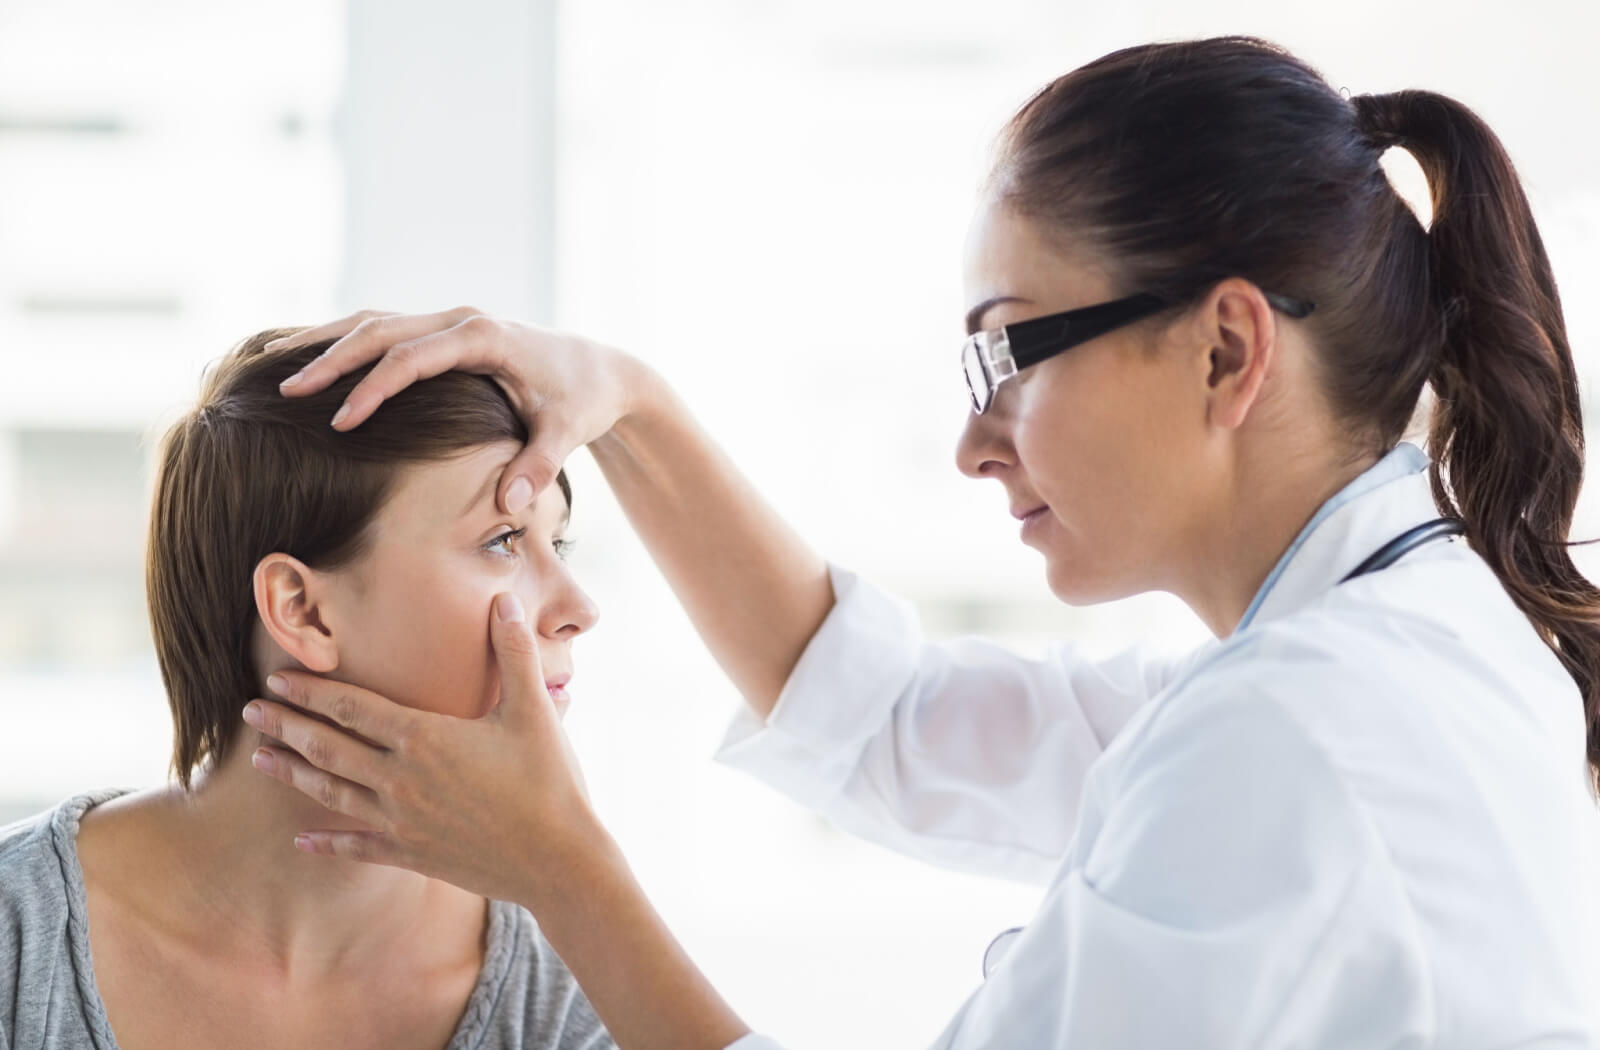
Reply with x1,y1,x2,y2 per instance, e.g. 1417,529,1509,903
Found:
484,527,527,557
484,529,575,563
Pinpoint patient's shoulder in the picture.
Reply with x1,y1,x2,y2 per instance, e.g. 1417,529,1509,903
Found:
0,802,55,866
1,791,129,928
0,796,82,910
0,790,136,1049
472,901,615,1048
0,812,57,936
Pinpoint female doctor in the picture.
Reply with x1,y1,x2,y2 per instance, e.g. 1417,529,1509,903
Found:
239,37,1599,1048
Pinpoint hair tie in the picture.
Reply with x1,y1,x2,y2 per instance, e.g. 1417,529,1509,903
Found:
1352,93,1402,151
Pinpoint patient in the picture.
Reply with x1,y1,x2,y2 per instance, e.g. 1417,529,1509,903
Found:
0,330,612,1050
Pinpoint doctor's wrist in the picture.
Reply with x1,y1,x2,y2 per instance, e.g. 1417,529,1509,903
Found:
511,815,630,916
592,354,680,452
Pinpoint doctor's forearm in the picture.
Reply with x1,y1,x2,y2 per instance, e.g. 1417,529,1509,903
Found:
518,830,752,1050
589,361,833,718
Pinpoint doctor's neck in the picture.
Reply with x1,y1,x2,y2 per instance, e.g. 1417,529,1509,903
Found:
1177,423,1379,641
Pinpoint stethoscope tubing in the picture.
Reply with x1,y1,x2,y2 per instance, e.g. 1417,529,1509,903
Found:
1338,517,1466,584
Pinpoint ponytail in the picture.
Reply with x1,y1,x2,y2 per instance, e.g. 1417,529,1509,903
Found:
1355,91,1600,792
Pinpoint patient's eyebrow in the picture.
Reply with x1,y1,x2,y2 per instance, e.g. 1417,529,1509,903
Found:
460,469,504,518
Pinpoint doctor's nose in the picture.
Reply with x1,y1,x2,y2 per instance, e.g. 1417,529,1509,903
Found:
956,407,1017,480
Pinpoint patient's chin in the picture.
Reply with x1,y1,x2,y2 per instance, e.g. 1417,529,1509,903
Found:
365,675,495,720
479,679,560,720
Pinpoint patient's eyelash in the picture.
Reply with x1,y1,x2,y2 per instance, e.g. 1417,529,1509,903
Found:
484,527,527,556
485,529,575,562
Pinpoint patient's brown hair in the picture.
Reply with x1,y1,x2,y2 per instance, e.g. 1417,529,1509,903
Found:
146,328,570,788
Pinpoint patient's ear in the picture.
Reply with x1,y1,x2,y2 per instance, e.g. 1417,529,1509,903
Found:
252,554,340,673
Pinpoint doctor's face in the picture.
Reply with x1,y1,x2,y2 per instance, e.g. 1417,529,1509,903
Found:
955,196,1212,605
263,441,598,720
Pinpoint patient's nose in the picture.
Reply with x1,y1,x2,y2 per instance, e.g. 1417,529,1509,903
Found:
538,570,599,640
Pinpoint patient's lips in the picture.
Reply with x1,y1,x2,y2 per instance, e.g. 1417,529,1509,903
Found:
545,673,572,709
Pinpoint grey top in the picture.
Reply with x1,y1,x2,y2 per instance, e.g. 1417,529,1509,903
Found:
0,789,615,1050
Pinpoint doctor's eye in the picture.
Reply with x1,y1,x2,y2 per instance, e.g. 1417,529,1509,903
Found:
552,537,576,561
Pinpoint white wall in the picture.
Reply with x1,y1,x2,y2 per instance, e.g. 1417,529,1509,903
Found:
340,0,557,319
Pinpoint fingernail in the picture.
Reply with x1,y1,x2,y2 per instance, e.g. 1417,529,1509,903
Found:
505,477,533,513
243,702,264,727
265,338,287,350
251,749,277,774
497,593,526,623
330,404,352,428
294,833,316,852
266,673,288,697
279,372,304,389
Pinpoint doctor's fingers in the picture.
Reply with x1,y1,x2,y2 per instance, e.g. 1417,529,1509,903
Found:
262,668,420,750
248,744,389,829
242,695,393,792
272,306,482,400
331,315,524,433
268,307,395,353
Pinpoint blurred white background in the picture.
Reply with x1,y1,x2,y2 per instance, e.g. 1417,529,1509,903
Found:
2,0,1598,1045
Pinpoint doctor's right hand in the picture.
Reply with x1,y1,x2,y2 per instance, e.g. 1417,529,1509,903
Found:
270,307,655,514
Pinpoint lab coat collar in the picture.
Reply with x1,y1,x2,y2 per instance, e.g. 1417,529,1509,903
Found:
1234,441,1437,635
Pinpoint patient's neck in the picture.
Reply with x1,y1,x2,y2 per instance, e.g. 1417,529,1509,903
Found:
152,739,483,977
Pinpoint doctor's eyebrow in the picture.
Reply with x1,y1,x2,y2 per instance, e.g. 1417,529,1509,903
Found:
966,295,1030,336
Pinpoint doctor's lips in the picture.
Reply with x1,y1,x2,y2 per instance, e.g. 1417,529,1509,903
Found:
1013,502,1051,539
545,673,572,703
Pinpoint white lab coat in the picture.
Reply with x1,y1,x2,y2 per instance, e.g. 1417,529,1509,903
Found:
715,443,1600,1048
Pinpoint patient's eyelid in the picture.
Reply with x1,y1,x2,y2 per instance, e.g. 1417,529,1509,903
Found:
483,526,527,557
482,527,575,563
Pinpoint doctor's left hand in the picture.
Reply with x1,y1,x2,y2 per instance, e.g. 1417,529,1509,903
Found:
241,591,616,905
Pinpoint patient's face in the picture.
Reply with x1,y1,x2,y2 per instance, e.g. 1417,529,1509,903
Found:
315,441,596,719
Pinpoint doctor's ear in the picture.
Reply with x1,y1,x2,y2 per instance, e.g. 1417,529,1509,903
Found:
1193,278,1278,431
252,554,341,673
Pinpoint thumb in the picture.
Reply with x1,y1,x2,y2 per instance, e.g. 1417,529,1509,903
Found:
498,435,573,514
489,592,552,726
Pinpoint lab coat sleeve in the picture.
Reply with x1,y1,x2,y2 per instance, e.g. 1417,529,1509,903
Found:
715,563,1210,883
937,676,1434,1048
721,1036,784,1050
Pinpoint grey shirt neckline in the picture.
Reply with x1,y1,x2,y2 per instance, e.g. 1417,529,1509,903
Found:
47,788,520,1050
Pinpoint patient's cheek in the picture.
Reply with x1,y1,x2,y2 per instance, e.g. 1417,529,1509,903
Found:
399,643,494,719
336,614,492,719
334,542,508,717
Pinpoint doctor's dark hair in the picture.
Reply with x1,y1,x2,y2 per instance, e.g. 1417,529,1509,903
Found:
994,37,1600,789
146,329,571,789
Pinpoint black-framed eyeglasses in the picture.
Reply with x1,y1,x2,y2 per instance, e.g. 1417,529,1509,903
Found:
961,290,1316,414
